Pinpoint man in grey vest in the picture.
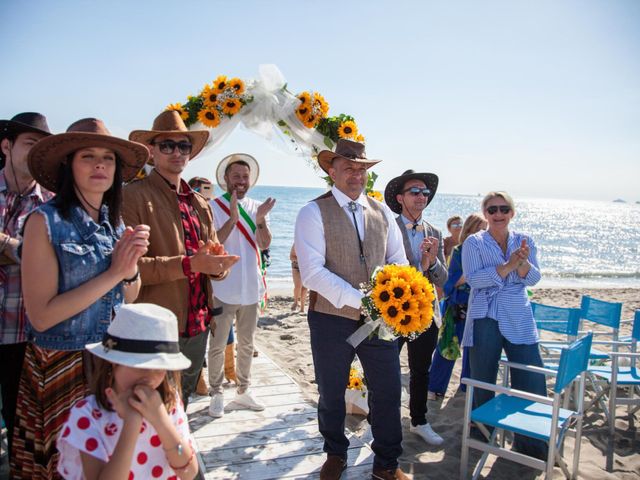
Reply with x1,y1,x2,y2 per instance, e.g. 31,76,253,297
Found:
384,170,447,446
295,140,410,480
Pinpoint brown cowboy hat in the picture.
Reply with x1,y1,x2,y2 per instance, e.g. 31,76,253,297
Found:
0,112,52,139
129,110,209,160
27,118,149,193
317,139,381,174
384,169,439,214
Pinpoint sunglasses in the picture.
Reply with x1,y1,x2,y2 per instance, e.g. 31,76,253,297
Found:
403,187,431,197
152,140,193,155
486,205,512,215
450,223,463,228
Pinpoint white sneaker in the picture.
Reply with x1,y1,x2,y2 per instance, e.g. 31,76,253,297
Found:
410,423,444,446
208,393,225,418
230,390,265,411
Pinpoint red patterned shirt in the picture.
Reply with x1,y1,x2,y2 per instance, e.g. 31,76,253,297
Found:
173,179,211,337
0,171,54,344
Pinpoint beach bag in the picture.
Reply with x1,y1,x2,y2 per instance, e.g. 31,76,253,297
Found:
437,305,461,361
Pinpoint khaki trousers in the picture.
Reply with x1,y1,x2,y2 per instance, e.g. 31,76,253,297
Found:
208,298,258,395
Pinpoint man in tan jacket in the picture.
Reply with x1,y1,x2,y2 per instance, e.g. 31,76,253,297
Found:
123,111,238,406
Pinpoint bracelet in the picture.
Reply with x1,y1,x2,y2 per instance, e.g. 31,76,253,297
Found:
169,449,194,472
122,270,140,285
163,441,184,456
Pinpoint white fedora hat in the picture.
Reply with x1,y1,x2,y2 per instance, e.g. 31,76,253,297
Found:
86,303,191,371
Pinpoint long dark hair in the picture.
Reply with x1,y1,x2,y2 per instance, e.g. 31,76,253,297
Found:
55,151,123,226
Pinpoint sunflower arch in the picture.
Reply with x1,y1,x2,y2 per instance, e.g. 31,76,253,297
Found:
162,64,381,198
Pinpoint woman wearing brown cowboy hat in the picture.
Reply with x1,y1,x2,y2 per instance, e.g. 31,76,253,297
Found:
11,118,150,479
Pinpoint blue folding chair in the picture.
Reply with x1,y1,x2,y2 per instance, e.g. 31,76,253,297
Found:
460,333,593,479
589,310,640,440
532,302,580,362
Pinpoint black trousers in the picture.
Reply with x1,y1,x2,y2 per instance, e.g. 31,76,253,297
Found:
0,342,27,458
398,322,439,426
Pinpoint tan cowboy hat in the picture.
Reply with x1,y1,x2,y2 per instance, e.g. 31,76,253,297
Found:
129,110,209,160
317,139,381,174
27,118,149,193
216,153,260,191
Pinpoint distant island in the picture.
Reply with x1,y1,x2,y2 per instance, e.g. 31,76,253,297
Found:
613,198,626,203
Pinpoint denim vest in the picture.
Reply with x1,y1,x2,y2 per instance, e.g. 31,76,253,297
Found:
27,200,124,350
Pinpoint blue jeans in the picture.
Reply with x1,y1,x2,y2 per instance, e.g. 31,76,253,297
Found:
429,319,470,394
468,317,548,457
308,310,402,470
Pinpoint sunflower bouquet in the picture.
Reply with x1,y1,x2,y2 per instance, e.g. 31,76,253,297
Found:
166,75,253,129
347,367,366,391
348,264,436,347
345,365,368,415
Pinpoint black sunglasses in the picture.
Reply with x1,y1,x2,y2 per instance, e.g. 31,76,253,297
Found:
403,187,431,197
152,140,193,155
486,205,512,215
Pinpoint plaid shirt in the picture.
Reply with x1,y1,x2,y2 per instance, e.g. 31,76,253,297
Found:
173,179,211,337
0,171,54,344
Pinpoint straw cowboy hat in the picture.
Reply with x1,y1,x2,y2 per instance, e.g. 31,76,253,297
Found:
86,303,191,371
384,169,439,214
216,153,260,191
27,118,149,193
317,139,381,174
129,110,209,160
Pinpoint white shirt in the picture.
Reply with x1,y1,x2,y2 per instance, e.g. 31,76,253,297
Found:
294,186,407,310
211,195,269,305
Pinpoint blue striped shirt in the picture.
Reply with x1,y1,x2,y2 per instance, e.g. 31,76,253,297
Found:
461,230,541,347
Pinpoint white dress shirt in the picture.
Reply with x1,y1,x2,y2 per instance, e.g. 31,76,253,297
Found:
294,186,407,310
211,196,268,305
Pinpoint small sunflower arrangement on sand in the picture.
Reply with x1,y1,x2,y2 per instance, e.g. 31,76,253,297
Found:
347,367,366,391
348,265,435,347
166,75,253,128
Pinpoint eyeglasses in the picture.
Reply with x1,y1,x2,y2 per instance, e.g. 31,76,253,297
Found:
152,140,193,155
486,205,512,215
403,187,431,197
450,223,463,228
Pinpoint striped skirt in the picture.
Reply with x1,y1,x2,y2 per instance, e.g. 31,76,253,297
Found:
10,343,89,480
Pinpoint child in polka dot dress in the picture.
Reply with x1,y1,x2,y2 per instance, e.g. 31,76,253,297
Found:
57,303,199,479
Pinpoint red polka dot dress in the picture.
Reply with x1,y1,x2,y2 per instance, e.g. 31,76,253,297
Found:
56,395,194,479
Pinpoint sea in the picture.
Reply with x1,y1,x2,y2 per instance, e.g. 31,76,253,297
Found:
216,185,640,290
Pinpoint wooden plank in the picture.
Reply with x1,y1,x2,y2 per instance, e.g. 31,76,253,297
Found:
196,423,320,450
202,445,373,480
192,413,317,437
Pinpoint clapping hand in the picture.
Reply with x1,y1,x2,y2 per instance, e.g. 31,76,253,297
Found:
420,236,439,268
111,224,150,280
256,197,276,224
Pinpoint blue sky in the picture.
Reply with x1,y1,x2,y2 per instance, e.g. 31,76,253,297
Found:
2,0,639,201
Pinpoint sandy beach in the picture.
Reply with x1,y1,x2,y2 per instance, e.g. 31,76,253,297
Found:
255,287,640,479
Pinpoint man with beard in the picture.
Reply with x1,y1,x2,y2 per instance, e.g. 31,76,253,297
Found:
0,112,53,462
207,153,276,418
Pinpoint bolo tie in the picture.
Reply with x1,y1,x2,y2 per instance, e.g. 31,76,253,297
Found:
348,201,366,265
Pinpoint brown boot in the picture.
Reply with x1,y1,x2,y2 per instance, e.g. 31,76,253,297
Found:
371,467,411,480
196,371,209,396
224,343,237,383
320,455,346,480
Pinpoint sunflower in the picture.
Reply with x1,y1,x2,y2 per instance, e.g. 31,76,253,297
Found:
201,85,219,107
386,278,411,304
303,114,317,128
380,301,404,328
228,77,245,95
313,92,329,115
375,267,394,286
212,75,228,93
197,107,220,128
394,313,427,337
338,120,358,139
350,377,364,390
367,190,383,202
165,103,188,121
297,91,311,106
222,99,242,115
355,134,366,143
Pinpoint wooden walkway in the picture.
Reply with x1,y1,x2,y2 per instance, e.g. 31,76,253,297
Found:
186,350,374,479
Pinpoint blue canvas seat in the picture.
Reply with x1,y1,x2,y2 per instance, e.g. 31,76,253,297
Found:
461,333,593,479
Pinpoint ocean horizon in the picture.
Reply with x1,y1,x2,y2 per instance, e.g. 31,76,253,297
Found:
209,185,640,290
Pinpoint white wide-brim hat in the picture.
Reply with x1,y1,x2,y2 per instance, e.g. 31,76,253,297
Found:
86,303,191,371
216,153,260,191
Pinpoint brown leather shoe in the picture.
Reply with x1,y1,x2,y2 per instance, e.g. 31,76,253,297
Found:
371,467,411,480
320,455,347,480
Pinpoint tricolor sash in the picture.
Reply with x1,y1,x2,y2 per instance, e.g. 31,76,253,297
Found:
214,193,268,310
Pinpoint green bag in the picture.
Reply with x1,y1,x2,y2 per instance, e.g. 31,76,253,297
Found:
438,305,461,361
